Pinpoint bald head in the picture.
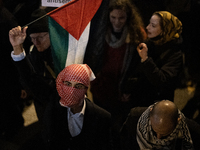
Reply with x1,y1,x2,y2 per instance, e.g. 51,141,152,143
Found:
150,100,179,139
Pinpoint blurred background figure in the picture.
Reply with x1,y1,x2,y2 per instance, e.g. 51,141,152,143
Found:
9,8,55,122
86,0,146,149
0,0,24,140
90,0,146,119
3,0,40,25
3,0,41,51
127,11,183,107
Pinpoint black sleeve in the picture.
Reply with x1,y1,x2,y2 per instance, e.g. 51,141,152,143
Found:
14,57,55,104
141,49,183,88
120,107,147,150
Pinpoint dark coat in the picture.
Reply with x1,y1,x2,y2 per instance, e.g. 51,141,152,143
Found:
0,7,21,101
13,46,55,121
42,95,112,150
122,38,183,107
14,46,55,102
0,6,24,138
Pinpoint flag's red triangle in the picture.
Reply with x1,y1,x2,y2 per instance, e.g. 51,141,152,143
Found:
48,0,102,40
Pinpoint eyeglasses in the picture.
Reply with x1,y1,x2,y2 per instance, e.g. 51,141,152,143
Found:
30,33,48,41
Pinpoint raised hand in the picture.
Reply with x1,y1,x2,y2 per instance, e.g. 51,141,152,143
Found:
9,26,28,55
137,43,148,62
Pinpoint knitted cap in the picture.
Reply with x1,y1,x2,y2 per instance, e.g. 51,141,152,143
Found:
27,8,48,35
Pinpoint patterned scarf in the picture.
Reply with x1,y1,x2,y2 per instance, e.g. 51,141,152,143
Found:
152,11,182,45
136,105,194,150
56,64,95,107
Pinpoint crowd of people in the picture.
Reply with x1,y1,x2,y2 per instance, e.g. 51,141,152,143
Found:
1,0,200,149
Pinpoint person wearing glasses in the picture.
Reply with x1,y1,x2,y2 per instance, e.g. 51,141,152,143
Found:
9,8,54,122
42,64,112,150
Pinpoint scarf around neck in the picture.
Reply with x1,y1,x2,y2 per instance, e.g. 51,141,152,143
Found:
136,105,194,150
105,26,128,48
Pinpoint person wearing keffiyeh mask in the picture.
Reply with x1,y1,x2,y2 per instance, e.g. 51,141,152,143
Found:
136,100,194,150
42,64,112,150
56,64,95,112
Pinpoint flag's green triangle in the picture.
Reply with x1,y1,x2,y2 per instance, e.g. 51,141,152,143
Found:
48,16,69,75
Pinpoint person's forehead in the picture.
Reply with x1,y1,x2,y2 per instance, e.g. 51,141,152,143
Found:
110,9,126,16
150,15,160,22
29,32,48,37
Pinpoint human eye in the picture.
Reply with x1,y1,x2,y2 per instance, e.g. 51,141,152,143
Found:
75,84,86,89
111,16,116,20
150,23,155,28
63,81,71,86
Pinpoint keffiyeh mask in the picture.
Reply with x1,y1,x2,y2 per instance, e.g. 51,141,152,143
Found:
56,64,95,107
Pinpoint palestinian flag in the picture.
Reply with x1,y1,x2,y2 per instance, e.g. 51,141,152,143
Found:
47,0,102,75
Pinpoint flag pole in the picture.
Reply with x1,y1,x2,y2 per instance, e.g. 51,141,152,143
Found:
22,13,48,28
21,0,77,28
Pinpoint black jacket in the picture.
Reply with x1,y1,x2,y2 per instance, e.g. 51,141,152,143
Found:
123,38,183,106
14,46,55,104
42,95,112,150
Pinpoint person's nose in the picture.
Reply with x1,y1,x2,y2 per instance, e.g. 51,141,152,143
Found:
32,39,40,45
146,25,149,30
115,18,120,25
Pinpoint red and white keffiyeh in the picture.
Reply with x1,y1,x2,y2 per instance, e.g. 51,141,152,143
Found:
56,64,95,107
